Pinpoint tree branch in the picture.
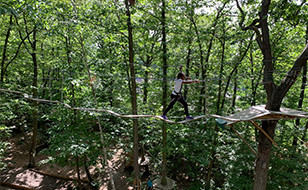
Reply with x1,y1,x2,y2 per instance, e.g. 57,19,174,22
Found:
235,0,262,50
14,14,31,54
4,27,34,75
278,44,308,97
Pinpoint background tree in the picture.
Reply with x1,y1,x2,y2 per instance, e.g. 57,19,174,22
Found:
236,0,308,189
0,0,307,189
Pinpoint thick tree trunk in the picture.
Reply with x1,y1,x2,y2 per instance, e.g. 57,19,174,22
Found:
252,1,276,189
253,43,308,190
253,120,276,190
125,1,140,188
252,0,308,189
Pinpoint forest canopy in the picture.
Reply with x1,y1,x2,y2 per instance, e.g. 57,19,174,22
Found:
0,0,307,189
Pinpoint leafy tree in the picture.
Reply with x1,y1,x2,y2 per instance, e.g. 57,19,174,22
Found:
0,0,307,189
235,0,308,189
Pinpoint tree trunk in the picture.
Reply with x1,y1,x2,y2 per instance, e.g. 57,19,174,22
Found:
125,1,140,188
294,64,306,145
1,15,13,84
252,1,308,189
206,124,218,188
207,25,226,187
143,56,152,103
249,48,264,107
253,44,308,190
294,26,308,146
28,28,38,168
216,31,225,115
191,2,226,114
143,69,149,103
142,42,155,103
252,1,278,189
76,156,82,189
253,120,276,190
190,14,205,113
252,0,275,185
302,26,308,145
231,68,238,112
161,0,168,185
184,34,192,100
221,37,252,110
301,121,308,143
84,156,94,184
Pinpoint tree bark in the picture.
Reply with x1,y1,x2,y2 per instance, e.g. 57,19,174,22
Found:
184,33,192,100
28,27,38,168
254,120,277,190
253,1,308,189
141,32,156,103
234,0,308,189
294,63,307,146
125,1,140,188
190,14,205,113
161,0,168,185
143,62,149,103
1,15,13,84
216,29,225,115
231,68,238,112
76,156,82,189
294,25,308,146
207,23,226,187
142,44,154,103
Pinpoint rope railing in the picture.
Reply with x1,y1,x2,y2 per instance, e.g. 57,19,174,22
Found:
0,88,208,124
2,88,307,156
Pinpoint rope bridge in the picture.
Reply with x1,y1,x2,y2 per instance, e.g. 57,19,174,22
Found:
3,87,308,155
0,88,209,124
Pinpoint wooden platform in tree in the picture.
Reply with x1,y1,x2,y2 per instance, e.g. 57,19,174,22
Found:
210,104,308,125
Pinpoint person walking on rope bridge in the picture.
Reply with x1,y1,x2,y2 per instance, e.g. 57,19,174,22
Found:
161,72,199,120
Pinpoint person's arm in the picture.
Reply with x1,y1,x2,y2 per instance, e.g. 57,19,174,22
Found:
183,79,199,84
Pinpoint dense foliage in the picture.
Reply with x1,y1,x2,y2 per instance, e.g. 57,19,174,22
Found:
0,0,307,189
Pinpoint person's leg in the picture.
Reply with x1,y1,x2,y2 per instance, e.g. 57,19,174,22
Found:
178,96,189,116
163,94,178,116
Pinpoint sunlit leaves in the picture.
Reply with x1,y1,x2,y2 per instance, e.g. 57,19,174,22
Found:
0,0,307,188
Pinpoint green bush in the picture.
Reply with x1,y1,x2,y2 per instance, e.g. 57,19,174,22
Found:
0,124,11,170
